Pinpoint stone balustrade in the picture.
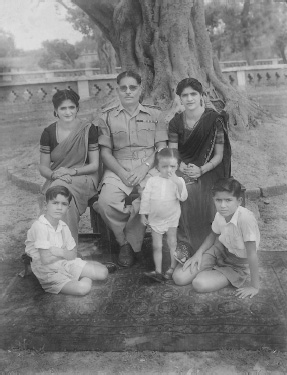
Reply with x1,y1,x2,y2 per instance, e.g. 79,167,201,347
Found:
0,67,122,83
0,65,286,112
223,64,287,88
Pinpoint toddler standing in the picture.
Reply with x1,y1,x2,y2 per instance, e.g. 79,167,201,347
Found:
25,185,108,295
140,148,188,282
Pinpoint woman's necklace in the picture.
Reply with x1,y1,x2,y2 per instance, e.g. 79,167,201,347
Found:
56,120,78,143
184,112,199,131
184,107,204,130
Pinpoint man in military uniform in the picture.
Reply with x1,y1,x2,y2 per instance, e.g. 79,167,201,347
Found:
94,71,167,267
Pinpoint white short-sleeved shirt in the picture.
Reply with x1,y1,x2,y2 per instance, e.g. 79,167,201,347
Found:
25,215,76,263
212,206,260,258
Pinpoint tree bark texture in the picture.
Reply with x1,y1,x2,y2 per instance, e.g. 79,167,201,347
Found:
72,0,262,129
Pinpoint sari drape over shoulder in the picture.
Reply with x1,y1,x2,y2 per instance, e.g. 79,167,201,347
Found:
42,120,98,216
169,108,231,251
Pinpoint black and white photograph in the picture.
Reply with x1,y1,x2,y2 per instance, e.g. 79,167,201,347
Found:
1,0,287,373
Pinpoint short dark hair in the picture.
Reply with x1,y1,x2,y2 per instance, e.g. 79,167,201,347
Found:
52,88,80,117
212,178,242,199
116,70,142,85
155,148,180,167
176,78,203,96
45,185,73,203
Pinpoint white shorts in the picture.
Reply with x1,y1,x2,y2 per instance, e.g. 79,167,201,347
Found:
32,258,87,294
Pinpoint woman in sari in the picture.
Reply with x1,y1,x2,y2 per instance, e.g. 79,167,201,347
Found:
168,78,231,285
39,89,99,245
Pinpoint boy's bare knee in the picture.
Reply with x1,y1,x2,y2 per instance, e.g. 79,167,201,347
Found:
77,282,91,296
98,265,109,280
172,272,188,286
192,277,206,293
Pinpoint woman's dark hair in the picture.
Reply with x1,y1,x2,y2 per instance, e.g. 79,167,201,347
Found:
212,178,242,199
52,88,80,117
176,78,203,96
155,148,180,167
45,185,73,203
116,70,142,85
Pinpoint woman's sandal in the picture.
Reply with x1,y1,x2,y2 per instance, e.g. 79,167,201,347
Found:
103,262,118,274
163,267,175,280
144,270,166,283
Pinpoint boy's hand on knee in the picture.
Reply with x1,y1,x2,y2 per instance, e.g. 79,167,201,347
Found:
235,286,259,299
183,252,202,272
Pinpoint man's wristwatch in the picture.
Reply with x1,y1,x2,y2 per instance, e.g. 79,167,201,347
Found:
74,168,78,176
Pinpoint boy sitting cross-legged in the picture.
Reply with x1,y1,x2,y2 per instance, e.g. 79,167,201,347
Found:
25,185,108,295
172,178,260,299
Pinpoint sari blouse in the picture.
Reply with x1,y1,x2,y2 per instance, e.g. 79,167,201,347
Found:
169,112,224,149
40,122,98,157
168,109,231,178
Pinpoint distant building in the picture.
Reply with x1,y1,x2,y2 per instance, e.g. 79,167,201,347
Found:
0,51,42,73
76,50,99,68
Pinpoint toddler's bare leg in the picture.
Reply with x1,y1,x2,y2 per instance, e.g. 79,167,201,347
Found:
166,227,178,270
151,230,163,273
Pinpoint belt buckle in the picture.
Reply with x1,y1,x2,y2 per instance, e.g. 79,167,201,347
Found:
132,150,138,159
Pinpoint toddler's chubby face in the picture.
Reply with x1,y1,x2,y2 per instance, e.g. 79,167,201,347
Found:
213,191,242,221
45,194,70,221
157,157,178,179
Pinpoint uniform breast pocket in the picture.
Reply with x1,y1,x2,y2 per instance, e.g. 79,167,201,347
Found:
137,122,156,146
111,127,129,148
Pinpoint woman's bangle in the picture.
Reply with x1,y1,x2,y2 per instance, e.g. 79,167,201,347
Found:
51,171,55,180
209,161,215,170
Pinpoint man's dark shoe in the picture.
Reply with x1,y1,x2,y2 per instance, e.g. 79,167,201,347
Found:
118,243,135,267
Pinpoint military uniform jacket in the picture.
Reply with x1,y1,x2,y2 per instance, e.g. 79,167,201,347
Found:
98,102,168,194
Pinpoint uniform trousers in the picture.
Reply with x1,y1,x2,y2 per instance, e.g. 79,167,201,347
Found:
96,183,146,253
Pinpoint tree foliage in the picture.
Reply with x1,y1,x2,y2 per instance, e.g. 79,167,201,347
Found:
57,0,117,73
205,0,287,64
38,39,79,70
0,29,17,58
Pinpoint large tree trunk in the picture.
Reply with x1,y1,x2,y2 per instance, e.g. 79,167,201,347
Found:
97,35,117,74
72,0,262,129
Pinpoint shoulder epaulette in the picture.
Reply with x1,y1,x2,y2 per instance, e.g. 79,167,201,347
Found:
142,103,161,111
101,105,118,113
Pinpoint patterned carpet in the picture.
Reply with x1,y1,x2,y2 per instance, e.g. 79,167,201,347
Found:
1,241,287,352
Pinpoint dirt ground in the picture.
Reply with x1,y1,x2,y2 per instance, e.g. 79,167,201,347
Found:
1,88,287,374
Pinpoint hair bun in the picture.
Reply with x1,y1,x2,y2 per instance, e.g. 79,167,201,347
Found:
52,88,80,110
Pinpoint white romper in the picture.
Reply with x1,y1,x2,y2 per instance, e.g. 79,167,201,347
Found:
140,175,188,234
